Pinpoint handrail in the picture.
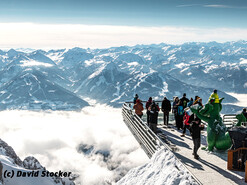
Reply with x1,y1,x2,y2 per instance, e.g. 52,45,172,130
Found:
223,114,238,127
122,103,166,158
122,103,202,184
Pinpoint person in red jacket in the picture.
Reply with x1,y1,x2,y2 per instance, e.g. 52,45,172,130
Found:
133,99,144,118
181,107,192,137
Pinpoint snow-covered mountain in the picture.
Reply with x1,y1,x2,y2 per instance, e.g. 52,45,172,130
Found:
0,138,75,185
0,69,88,110
0,41,246,113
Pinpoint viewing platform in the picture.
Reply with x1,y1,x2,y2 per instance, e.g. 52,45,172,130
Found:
122,103,246,185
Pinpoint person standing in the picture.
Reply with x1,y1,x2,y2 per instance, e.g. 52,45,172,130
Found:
187,98,193,107
145,97,152,126
148,101,160,134
208,89,219,103
133,94,139,104
181,107,192,137
180,93,189,109
161,96,171,126
177,100,184,130
189,113,204,159
242,108,247,120
133,99,144,118
173,97,179,129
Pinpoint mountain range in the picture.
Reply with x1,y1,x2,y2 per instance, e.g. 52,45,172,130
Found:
0,40,246,113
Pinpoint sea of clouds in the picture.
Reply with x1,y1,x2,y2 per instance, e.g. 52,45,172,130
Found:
0,104,148,185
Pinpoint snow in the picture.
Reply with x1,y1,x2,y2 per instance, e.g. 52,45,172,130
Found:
20,59,53,67
203,64,219,73
46,52,65,64
168,54,176,61
175,63,189,69
220,61,228,67
199,47,204,55
127,62,139,66
159,82,168,97
116,147,197,185
162,46,171,52
88,64,106,79
180,67,189,73
167,47,181,55
0,155,61,185
240,58,247,65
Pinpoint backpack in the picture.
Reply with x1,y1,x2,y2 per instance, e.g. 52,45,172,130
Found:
183,100,187,108
177,106,184,116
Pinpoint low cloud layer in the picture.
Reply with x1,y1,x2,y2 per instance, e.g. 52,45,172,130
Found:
0,105,148,184
0,23,247,49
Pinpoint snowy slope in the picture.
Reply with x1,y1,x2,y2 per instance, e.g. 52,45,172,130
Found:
116,148,198,185
0,139,75,185
0,69,88,110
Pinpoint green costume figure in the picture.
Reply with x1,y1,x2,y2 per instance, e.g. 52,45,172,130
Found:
190,90,246,151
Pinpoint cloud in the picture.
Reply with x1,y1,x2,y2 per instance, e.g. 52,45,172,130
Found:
0,23,247,49
177,4,247,9
203,4,247,9
0,105,148,184
176,4,201,8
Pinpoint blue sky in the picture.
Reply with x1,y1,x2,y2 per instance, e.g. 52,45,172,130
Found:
0,0,247,48
1,0,246,28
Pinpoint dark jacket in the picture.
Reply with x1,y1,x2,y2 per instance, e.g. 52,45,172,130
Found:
180,97,189,109
188,114,203,139
173,101,178,114
162,98,171,112
133,96,138,104
243,111,247,120
148,103,160,124
146,99,152,110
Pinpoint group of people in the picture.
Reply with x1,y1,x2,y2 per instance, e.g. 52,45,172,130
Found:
172,92,205,159
132,90,210,159
133,94,160,134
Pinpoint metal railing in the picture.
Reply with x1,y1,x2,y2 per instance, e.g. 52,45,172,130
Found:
223,114,238,127
122,103,202,184
122,103,166,158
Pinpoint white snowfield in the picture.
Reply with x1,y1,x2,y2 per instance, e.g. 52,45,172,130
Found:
116,147,198,185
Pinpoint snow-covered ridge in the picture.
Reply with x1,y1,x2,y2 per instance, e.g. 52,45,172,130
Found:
117,148,198,185
0,40,246,113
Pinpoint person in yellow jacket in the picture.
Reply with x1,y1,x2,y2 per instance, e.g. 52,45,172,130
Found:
208,89,219,103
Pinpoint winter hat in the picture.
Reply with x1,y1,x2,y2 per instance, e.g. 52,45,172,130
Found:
184,107,192,116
